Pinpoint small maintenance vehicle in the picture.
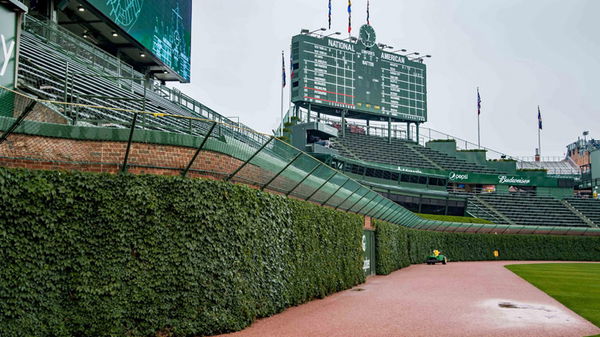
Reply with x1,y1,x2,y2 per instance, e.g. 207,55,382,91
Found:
426,250,447,265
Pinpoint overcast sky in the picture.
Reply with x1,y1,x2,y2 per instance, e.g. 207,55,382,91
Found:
173,0,600,158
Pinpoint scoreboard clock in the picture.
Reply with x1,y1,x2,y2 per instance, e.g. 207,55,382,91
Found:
291,25,427,122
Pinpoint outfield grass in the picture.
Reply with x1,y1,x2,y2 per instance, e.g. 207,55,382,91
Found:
506,263,600,329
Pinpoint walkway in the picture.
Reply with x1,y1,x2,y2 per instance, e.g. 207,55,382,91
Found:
219,261,600,337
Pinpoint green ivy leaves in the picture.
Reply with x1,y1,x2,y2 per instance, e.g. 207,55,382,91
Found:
0,168,364,337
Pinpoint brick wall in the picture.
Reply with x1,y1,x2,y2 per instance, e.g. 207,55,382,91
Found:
0,134,266,184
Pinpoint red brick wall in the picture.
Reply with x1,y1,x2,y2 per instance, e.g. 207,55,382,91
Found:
0,133,360,215
0,134,265,184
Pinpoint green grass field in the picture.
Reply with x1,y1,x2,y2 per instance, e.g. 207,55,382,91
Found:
506,263,600,330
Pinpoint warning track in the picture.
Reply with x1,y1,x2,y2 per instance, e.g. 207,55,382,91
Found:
219,261,600,337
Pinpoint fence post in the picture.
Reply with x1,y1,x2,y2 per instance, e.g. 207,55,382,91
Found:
285,162,323,197
305,171,337,201
181,122,218,177
225,136,274,182
261,152,302,191
334,185,361,210
0,101,37,145
321,177,350,206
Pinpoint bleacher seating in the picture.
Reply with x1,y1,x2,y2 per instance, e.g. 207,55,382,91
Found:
517,160,580,176
16,27,269,149
331,128,501,174
467,193,591,227
564,198,600,225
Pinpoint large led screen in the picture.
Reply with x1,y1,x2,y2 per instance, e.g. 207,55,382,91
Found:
87,0,192,82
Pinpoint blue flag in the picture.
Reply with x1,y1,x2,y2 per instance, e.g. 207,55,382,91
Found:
538,106,542,130
282,51,286,88
348,0,352,33
477,88,481,115
328,0,332,29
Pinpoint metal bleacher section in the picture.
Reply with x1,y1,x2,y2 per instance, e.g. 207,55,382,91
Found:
563,198,600,227
331,127,501,174
517,160,580,176
18,16,260,144
467,193,593,228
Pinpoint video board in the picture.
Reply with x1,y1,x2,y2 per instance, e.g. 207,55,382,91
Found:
87,0,192,82
290,25,427,122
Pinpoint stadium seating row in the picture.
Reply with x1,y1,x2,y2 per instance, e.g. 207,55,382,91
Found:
467,193,593,227
331,128,502,174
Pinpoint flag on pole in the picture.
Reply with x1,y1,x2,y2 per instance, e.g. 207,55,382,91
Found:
367,0,370,25
328,0,332,29
477,88,481,115
538,106,542,130
282,51,286,88
348,0,352,34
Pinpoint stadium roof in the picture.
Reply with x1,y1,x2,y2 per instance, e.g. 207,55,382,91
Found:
53,0,179,82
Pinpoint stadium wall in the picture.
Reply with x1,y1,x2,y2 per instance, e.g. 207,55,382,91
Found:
0,168,365,337
375,219,600,275
0,117,266,181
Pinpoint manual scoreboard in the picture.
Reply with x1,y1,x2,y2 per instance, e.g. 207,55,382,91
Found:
291,25,427,122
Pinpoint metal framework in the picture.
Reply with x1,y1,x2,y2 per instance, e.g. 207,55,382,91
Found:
0,101,36,145
226,136,274,182
181,121,218,177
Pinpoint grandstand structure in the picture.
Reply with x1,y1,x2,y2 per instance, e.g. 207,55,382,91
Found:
282,25,600,231
0,1,599,236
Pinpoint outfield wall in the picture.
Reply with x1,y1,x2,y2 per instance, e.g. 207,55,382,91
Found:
1,168,598,337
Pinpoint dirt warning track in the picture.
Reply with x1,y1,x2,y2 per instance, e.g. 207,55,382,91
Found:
219,261,600,337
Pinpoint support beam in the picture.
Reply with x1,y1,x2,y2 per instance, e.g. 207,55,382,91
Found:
347,189,371,212
261,152,302,191
388,117,391,144
406,122,411,141
341,109,346,138
226,137,274,181
285,162,322,197
181,122,217,177
365,198,386,217
416,123,420,144
321,177,350,206
305,171,338,201
356,190,373,213
0,101,37,145
334,185,361,210
379,206,398,222
120,112,139,173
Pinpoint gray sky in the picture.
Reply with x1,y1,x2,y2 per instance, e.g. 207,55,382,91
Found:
174,0,600,158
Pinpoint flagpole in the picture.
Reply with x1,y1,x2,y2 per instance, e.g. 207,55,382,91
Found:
280,83,284,137
538,105,541,158
537,105,542,159
477,114,480,148
280,50,285,137
477,87,480,148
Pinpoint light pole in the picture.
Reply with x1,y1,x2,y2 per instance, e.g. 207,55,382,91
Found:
378,43,394,50
411,55,432,62
301,27,327,35
325,31,342,38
